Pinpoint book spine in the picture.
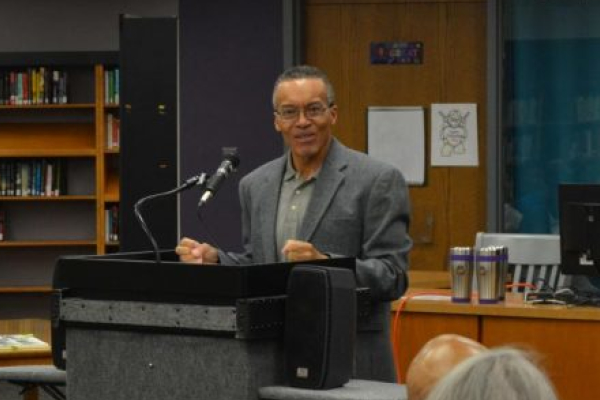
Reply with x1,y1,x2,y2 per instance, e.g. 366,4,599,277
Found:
22,162,30,196
0,209,5,241
34,160,41,196
114,68,120,105
52,70,59,104
7,161,14,196
9,72,15,105
36,67,42,104
105,209,110,241
0,161,5,196
24,68,30,105
109,70,114,104
17,72,23,105
61,71,68,104
106,113,114,148
114,116,120,148
43,67,49,104
45,160,53,196
15,161,22,196
111,205,119,242
29,160,36,196
104,70,109,104
0,71,4,105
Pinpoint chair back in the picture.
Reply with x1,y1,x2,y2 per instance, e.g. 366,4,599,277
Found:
474,232,568,294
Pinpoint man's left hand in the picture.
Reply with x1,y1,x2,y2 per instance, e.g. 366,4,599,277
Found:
282,239,328,262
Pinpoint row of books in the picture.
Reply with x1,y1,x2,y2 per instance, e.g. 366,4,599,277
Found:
0,67,69,105
105,205,119,242
0,210,5,241
0,159,67,197
105,68,120,105
106,113,121,149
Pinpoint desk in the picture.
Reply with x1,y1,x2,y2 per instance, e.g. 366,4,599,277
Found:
393,291,600,400
0,320,52,400
0,319,51,367
0,347,51,367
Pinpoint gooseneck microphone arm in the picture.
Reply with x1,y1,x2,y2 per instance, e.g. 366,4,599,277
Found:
134,173,209,264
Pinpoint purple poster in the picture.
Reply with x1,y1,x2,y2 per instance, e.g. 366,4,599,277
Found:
370,42,423,65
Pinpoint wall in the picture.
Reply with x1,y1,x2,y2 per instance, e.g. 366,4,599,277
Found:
0,0,177,51
305,0,488,270
179,0,285,251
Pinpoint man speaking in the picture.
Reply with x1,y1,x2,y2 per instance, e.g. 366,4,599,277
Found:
176,65,412,382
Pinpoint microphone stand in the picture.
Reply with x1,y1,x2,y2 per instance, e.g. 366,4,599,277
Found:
134,173,209,264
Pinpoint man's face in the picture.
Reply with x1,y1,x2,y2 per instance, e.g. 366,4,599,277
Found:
273,78,337,162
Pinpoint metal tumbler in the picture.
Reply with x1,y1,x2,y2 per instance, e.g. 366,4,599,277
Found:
495,246,508,300
476,247,501,304
449,247,474,303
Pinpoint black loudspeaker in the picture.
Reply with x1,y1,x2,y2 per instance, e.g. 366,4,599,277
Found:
284,265,356,389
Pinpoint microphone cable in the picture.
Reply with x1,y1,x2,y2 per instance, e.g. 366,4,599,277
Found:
135,174,208,264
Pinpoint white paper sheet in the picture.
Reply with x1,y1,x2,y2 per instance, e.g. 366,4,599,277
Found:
367,107,425,185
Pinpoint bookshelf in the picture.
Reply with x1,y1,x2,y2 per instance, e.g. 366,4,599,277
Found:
0,52,119,300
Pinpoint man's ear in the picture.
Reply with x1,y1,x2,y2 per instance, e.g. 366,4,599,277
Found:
274,113,282,132
329,104,338,125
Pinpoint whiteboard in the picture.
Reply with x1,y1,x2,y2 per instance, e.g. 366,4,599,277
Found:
367,107,425,185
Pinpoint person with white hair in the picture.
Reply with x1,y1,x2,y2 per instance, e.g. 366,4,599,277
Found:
425,347,559,400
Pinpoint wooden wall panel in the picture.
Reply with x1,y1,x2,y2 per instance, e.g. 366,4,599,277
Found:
305,0,487,271
442,3,487,251
482,317,600,400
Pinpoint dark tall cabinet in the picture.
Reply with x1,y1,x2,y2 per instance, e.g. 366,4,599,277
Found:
119,16,178,251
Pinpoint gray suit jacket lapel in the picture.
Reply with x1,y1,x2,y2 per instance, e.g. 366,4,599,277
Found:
300,139,347,241
259,156,286,262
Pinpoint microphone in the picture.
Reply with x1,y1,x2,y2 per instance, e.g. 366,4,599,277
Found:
198,149,240,207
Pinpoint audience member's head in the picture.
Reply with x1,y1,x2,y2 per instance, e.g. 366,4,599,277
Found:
406,334,486,400
424,347,559,400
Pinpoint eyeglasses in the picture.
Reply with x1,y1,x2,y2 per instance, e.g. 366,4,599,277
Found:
275,103,331,121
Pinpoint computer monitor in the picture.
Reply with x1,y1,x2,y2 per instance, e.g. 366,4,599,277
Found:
559,183,600,276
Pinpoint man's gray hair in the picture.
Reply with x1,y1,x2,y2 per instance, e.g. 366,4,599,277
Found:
272,65,336,108
424,347,558,400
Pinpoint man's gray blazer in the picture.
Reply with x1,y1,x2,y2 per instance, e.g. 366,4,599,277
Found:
219,137,412,382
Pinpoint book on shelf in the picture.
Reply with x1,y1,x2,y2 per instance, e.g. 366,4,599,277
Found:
105,204,119,242
52,70,59,104
0,159,67,197
104,68,120,105
0,209,5,241
106,113,121,149
14,161,22,196
0,67,68,105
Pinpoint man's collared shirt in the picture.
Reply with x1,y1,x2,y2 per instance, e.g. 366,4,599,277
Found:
275,154,318,262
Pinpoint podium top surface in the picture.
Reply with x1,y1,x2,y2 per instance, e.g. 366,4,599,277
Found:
53,250,355,304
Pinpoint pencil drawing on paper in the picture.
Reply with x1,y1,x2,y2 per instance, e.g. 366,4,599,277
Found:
438,109,470,157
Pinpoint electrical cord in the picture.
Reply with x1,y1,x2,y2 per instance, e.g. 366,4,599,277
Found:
506,282,537,291
391,290,452,384
554,287,600,307
134,174,208,264
392,282,537,384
